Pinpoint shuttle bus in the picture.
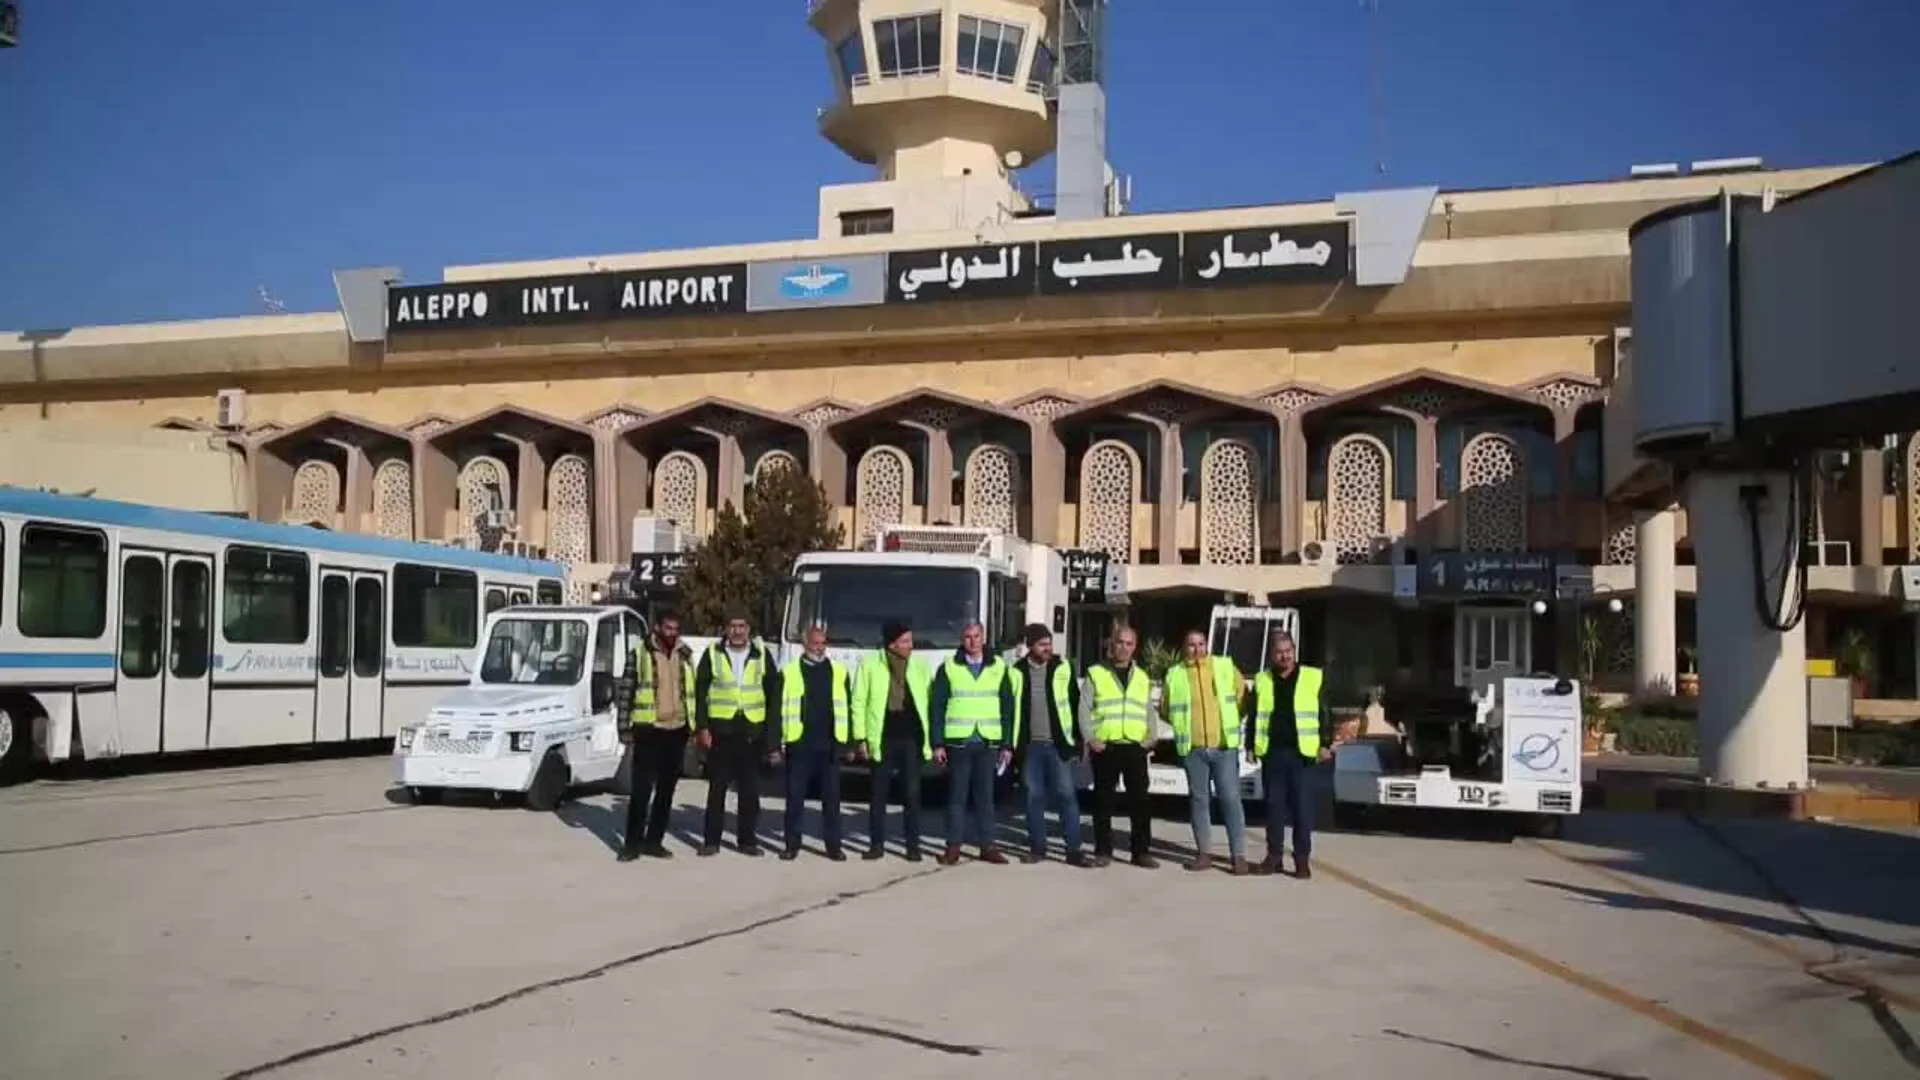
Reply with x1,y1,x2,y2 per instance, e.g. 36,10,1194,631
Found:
0,487,565,783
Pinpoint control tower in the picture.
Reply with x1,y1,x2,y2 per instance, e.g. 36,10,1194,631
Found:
809,0,1112,238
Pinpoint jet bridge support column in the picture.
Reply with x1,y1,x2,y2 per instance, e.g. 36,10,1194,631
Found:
1685,470,1809,789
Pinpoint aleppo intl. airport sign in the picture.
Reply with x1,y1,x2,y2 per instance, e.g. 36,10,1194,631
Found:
386,221,1352,332
387,263,748,332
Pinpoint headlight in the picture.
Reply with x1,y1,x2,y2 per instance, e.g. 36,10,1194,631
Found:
397,727,418,750
509,732,536,753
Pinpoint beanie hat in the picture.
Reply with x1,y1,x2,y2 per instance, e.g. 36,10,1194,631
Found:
1023,622,1053,648
882,621,913,648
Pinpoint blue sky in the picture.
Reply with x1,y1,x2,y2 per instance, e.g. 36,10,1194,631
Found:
2,0,1914,330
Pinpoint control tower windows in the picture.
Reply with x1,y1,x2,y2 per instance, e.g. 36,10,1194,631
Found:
874,13,942,79
839,209,894,237
957,15,1025,84
835,32,868,88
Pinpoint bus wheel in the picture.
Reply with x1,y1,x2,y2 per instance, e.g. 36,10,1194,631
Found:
406,785,445,806
0,701,37,786
525,751,569,813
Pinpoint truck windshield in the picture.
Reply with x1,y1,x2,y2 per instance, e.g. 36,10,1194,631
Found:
784,566,979,651
479,618,591,685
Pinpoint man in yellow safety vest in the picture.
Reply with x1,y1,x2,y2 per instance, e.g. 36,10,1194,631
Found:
1246,630,1327,879
930,621,1015,865
778,624,853,861
614,610,695,862
693,611,781,857
1078,625,1159,869
1163,629,1251,875
854,620,932,862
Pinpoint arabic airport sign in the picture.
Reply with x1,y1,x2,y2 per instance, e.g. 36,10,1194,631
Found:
1181,222,1351,288
885,242,1038,304
1038,232,1183,296
630,551,693,592
1418,552,1556,599
388,263,748,332
746,254,888,312
1062,548,1114,603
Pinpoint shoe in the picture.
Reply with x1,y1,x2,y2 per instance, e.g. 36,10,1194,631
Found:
1020,851,1045,865
741,844,765,858
1186,854,1213,873
827,849,847,862
615,850,640,863
1295,859,1313,881
863,847,886,862
905,847,924,863
1090,853,1113,868
698,844,721,858
1230,857,1251,876
641,843,673,859
1259,853,1284,876
1131,853,1160,870
1065,852,1089,868
780,848,799,862
937,845,963,866
979,848,1009,865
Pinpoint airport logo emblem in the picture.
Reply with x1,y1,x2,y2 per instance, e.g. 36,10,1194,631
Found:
1511,733,1562,773
779,264,850,301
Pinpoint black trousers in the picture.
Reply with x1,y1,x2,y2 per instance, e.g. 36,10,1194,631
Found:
703,727,765,849
1261,751,1316,863
784,744,843,853
1090,743,1152,857
620,725,688,854
868,738,924,852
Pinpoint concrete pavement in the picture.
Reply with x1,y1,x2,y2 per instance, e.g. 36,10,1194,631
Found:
1,757,1917,1079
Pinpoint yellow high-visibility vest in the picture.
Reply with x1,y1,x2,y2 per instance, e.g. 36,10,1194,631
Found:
1010,659,1076,747
778,656,851,745
1252,665,1325,758
852,651,933,761
699,644,770,727
1085,664,1152,744
1163,655,1242,755
940,656,1009,741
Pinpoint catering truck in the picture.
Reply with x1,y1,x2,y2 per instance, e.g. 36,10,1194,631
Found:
392,604,643,810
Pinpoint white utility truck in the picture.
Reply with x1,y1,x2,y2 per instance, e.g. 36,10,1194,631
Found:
778,523,1070,675
393,604,645,810
1330,673,1585,835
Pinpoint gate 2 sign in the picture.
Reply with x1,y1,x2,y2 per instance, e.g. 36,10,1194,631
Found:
1419,552,1556,598
630,552,692,593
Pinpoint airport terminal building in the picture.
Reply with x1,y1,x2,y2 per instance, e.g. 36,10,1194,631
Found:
3,0,1916,705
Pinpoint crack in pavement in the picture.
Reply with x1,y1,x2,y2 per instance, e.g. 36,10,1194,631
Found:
1381,1028,1652,1080
219,866,948,1079
0,806,406,855
770,1008,986,1056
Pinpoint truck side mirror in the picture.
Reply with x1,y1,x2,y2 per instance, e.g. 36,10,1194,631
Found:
591,672,616,711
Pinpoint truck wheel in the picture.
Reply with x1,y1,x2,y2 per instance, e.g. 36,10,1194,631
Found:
1523,813,1565,839
525,751,569,813
406,785,445,806
0,701,35,786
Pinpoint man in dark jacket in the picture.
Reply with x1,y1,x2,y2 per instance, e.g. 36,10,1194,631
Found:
1014,623,1085,866
693,611,781,857
930,621,1016,865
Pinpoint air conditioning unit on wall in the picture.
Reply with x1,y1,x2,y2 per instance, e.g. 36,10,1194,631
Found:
215,389,247,430
1300,540,1335,567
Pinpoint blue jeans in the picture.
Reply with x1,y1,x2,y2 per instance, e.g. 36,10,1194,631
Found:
1262,752,1316,863
944,741,997,850
1021,748,1082,857
1183,748,1247,860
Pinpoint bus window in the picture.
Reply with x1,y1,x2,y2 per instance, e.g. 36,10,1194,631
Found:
170,561,212,679
536,579,564,605
318,576,351,678
19,524,108,639
352,578,385,678
485,588,508,615
223,546,311,645
393,563,478,648
119,555,165,678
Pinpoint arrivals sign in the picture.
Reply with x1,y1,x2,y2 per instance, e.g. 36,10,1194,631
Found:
746,254,888,312
1418,552,1557,599
387,263,748,332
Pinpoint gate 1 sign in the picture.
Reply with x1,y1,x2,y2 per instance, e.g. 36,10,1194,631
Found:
1063,549,1112,603
1420,552,1555,598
